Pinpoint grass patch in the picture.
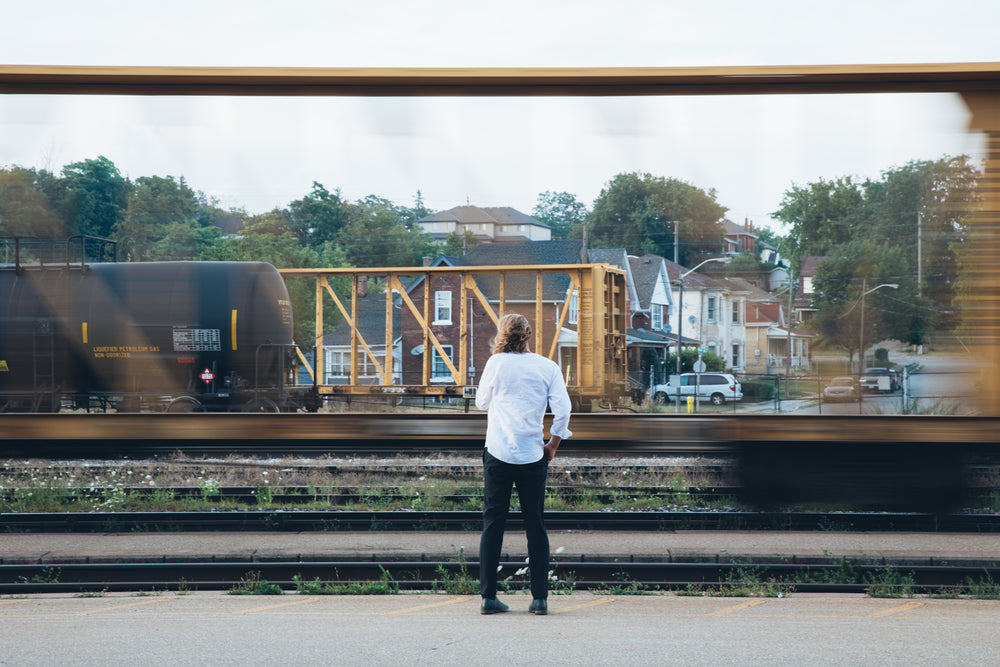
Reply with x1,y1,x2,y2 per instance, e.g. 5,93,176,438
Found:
293,566,400,595
432,546,478,595
227,571,284,595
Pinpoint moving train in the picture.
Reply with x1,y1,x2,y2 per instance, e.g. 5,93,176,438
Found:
0,246,311,412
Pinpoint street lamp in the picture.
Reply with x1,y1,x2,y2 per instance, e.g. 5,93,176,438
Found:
674,257,731,412
858,281,899,371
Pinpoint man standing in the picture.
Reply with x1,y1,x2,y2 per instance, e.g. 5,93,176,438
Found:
475,313,572,615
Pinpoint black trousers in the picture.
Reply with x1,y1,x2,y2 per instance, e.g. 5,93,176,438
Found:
479,449,549,600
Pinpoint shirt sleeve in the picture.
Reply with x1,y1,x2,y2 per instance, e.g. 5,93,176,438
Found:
546,362,573,440
475,355,496,412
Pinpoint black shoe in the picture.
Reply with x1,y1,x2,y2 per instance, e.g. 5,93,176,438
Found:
528,599,548,615
481,598,509,615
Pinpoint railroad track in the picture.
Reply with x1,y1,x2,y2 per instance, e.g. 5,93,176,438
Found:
4,510,1000,533
4,558,999,596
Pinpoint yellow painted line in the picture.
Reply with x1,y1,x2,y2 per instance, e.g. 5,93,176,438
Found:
82,322,88,344
386,597,471,615
0,600,22,607
554,597,615,613
707,599,767,617
869,600,925,618
236,597,320,615
231,309,238,350
75,598,170,615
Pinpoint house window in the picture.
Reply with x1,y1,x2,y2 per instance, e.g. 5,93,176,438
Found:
707,296,716,322
568,293,578,324
732,343,740,368
708,341,717,358
434,291,452,325
651,304,663,330
431,345,454,381
732,300,740,324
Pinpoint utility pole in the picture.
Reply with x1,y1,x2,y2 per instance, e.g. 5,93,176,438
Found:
673,221,679,265
917,212,923,299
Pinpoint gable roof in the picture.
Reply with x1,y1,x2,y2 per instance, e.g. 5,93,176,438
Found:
416,205,550,229
661,257,730,291
629,255,669,310
323,293,402,346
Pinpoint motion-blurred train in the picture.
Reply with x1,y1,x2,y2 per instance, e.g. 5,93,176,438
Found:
0,238,311,412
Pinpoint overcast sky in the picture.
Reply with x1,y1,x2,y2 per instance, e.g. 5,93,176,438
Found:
2,1,997,232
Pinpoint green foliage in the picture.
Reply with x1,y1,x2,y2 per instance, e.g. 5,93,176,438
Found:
228,571,284,595
532,190,589,238
438,228,481,257
741,378,777,400
775,157,980,341
0,166,65,236
587,172,728,264
865,566,915,598
61,156,130,239
293,566,400,595
433,546,478,594
665,349,726,374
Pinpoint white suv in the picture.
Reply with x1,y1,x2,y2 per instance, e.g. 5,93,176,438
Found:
651,372,743,406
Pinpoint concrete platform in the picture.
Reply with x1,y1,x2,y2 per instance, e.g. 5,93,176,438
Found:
3,530,1000,566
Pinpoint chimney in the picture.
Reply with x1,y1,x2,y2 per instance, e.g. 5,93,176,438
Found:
422,256,432,267
358,275,368,297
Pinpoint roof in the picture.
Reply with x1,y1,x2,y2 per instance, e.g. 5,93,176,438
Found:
722,218,758,238
629,255,668,310
443,240,585,301
799,256,825,277
323,293,402,346
661,256,730,291
416,205,550,229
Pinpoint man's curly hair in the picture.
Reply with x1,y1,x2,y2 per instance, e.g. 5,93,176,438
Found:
492,313,532,354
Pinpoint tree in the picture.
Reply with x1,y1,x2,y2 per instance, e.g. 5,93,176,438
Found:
338,196,435,268
532,190,588,239
438,229,480,257
810,239,931,360
0,166,64,237
770,176,867,264
587,172,727,265
114,175,208,260
60,156,130,239
288,182,352,247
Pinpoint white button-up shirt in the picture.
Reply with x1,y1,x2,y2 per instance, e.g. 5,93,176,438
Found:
475,352,573,464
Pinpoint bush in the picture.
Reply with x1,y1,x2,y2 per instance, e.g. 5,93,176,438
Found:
741,379,776,400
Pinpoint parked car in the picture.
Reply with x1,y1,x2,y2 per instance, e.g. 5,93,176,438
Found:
859,367,899,393
822,376,859,402
652,372,742,406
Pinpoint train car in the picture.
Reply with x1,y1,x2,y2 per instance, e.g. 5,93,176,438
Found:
0,258,310,412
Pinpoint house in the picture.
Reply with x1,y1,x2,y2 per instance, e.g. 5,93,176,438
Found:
402,240,588,386
663,257,746,371
415,205,551,244
794,256,825,324
321,290,402,385
723,218,758,257
743,298,813,374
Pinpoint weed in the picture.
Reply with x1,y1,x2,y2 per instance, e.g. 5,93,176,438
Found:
227,571,284,595
17,567,61,584
433,546,478,595
74,588,108,598
865,566,915,598
965,572,1000,599
293,566,400,595
175,577,193,595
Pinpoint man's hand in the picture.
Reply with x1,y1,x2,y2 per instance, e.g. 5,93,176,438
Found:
543,436,562,462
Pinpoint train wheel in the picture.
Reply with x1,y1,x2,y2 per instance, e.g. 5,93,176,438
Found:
167,396,203,413
241,397,280,413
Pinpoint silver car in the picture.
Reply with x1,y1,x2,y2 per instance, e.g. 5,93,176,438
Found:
823,376,859,402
